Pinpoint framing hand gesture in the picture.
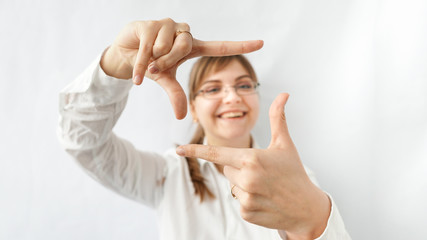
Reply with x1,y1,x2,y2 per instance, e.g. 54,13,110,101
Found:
177,93,331,239
101,18,264,119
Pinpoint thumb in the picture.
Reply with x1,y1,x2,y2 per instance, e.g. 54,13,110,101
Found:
268,93,292,149
154,74,188,119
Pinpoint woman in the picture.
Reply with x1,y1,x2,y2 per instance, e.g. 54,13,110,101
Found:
58,18,350,239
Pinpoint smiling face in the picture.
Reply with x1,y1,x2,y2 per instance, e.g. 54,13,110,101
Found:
190,59,260,148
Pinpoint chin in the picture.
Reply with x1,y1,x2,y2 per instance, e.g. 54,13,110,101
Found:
219,130,250,141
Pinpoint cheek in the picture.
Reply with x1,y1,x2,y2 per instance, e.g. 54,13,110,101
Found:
247,96,260,118
194,101,219,122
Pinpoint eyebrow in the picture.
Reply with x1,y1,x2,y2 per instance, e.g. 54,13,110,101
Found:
201,75,253,86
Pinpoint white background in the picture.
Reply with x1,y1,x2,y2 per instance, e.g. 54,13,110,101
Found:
1,0,426,239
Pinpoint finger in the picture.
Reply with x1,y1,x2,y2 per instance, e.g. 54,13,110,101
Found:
239,191,265,212
226,168,257,200
151,23,175,60
150,32,192,72
132,28,158,85
154,75,188,119
268,93,292,149
224,165,241,187
188,39,264,58
176,144,246,169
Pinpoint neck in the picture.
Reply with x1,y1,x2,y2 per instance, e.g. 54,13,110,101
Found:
206,135,252,148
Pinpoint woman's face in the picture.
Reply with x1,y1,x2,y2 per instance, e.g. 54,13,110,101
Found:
190,60,260,146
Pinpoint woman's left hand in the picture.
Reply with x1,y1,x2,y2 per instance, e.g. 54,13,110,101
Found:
177,93,331,239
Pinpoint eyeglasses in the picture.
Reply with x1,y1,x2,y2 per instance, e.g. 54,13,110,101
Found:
195,80,260,99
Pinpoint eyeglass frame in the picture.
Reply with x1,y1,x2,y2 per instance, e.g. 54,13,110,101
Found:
194,81,260,99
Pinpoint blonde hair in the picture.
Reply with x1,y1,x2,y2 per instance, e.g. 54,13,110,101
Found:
186,55,258,202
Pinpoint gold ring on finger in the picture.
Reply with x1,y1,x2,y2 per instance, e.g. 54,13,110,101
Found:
231,185,238,200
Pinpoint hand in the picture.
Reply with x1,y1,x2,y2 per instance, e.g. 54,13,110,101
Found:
176,93,331,239
101,18,264,119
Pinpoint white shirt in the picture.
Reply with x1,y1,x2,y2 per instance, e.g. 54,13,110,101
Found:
57,55,351,240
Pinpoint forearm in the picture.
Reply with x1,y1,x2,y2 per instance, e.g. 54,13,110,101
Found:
58,54,168,206
58,53,133,149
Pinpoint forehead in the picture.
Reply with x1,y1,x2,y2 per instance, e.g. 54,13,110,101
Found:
201,60,250,84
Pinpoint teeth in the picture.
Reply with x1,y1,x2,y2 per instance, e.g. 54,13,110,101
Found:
221,112,244,118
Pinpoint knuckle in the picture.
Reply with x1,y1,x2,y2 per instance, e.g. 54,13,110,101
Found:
179,22,190,31
154,59,170,70
156,57,177,71
241,158,250,168
184,146,194,156
153,43,170,56
241,152,258,169
223,165,232,176
240,207,255,223
145,20,158,28
206,145,219,160
240,177,257,192
176,41,191,53
240,194,258,211
140,42,153,53
134,62,145,69
162,17,175,24
219,42,228,55
241,42,245,54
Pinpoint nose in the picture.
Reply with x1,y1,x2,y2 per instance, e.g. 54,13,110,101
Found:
222,86,242,104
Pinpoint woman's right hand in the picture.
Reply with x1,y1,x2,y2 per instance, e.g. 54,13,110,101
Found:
100,18,264,119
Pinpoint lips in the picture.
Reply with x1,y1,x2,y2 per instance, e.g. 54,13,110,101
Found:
218,111,246,119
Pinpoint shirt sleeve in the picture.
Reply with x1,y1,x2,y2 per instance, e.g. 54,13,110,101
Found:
276,167,351,239
57,53,168,208
312,193,352,239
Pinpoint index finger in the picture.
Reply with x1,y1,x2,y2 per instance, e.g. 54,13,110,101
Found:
176,144,246,169
187,39,264,58
132,31,157,85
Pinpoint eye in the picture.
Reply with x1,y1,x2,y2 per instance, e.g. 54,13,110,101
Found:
236,81,254,90
204,86,222,94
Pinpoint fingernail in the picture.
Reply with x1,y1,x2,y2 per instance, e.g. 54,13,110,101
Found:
176,147,185,156
133,75,142,85
148,64,159,74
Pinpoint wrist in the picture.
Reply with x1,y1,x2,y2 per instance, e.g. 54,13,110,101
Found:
286,186,331,240
100,45,133,79
307,188,330,238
